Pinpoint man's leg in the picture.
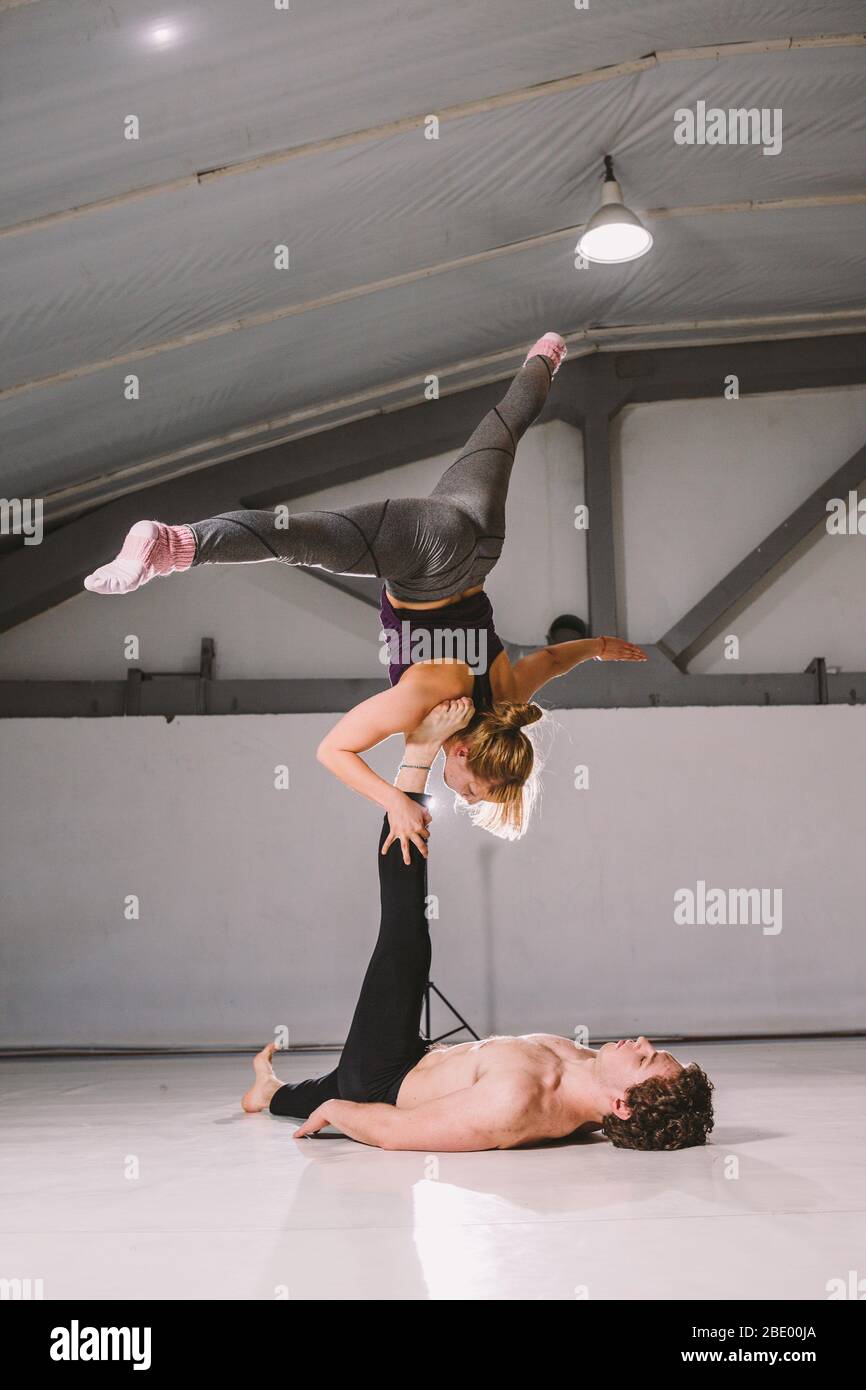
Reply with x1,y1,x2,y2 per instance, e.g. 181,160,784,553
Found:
336,792,433,1106
268,1066,342,1119
246,722,455,1121
250,793,432,1119
241,1043,341,1118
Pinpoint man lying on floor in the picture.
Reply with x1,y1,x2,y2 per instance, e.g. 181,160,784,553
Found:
242,699,714,1152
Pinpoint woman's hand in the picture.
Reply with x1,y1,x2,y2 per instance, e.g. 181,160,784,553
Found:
408,696,475,748
594,636,647,662
382,791,432,865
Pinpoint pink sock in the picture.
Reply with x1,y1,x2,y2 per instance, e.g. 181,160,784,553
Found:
83,521,197,595
524,331,567,375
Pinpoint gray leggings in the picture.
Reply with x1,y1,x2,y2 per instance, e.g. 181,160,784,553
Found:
188,356,553,602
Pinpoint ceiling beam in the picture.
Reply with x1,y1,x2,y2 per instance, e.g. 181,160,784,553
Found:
658,442,866,664
6,193,866,404
607,332,866,405
2,658,863,717
36,314,866,525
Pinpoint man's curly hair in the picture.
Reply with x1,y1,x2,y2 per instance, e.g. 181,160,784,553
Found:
602,1063,715,1150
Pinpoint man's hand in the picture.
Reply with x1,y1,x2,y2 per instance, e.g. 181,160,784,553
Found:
293,1105,332,1138
382,791,432,865
408,695,474,748
594,636,647,662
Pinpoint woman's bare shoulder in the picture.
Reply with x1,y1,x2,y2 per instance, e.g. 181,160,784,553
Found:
398,659,475,696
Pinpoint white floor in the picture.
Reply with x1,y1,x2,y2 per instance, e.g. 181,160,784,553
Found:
2,1040,864,1301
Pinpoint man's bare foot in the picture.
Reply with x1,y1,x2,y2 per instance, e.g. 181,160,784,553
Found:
241,1041,283,1113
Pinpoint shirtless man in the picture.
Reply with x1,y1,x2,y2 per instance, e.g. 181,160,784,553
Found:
242,700,714,1152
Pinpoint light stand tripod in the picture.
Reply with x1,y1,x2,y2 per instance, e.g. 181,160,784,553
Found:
422,980,480,1044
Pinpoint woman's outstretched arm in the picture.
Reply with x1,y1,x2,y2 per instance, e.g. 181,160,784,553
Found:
510,636,647,702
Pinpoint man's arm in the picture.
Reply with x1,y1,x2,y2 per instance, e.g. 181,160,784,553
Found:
511,636,647,701
293,1077,537,1152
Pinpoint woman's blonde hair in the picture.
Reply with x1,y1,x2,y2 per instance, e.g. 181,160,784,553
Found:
457,701,545,839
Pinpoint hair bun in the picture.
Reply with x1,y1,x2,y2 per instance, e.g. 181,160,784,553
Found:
499,701,544,731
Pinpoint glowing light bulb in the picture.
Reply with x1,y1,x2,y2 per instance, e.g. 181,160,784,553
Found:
576,157,653,266
147,22,179,48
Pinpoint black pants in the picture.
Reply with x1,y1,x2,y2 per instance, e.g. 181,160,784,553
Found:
270,794,432,1118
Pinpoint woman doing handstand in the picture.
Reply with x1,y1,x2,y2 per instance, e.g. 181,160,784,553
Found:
84,333,645,860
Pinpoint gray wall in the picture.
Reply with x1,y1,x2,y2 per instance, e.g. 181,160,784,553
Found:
2,705,863,1047
612,386,866,673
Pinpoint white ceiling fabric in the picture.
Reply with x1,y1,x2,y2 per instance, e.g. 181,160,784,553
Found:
1,0,864,512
